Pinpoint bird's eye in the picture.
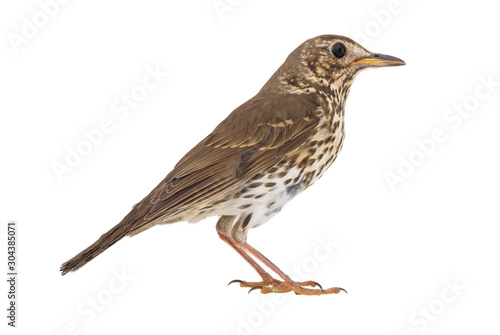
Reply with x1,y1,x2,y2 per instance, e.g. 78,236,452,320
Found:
331,43,346,58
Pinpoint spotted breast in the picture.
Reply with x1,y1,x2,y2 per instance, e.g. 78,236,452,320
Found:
205,104,345,242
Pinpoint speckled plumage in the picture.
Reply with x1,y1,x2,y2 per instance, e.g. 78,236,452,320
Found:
61,35,404,295
210,104,346,242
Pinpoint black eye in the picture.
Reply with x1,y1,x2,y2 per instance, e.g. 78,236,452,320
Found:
331,43,346,58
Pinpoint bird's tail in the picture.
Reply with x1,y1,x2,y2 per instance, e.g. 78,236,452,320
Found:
60,221,131,275
60,182,166,275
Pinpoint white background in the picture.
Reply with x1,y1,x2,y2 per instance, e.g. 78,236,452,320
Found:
1,1,499,334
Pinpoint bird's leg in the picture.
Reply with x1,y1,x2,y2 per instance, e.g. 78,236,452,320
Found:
239,242,347,296
218,232,282,287
218,230,333,293
219,232,320,290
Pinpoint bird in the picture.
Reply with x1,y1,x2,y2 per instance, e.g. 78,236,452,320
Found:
60,35,405,295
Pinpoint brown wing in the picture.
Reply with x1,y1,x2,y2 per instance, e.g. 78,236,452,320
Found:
128,93,322,234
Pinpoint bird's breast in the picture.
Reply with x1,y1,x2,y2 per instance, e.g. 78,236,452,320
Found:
289,110,345,189
198,110,346,240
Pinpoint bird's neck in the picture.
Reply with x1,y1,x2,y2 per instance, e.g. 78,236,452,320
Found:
273,68,354,115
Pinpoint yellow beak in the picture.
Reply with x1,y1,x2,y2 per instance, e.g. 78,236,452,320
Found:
351,53,406,67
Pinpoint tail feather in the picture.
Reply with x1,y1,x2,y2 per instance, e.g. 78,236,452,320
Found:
60,221,131,275
60,195,157,275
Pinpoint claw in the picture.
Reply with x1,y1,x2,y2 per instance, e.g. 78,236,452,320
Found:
228,279,243,286
313,281,323,290
248,286,263,294
338,287,348,294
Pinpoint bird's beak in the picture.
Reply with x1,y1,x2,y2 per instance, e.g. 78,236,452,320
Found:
351,53,406,67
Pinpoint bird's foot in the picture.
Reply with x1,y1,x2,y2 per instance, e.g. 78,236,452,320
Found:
228,276,343,295
251,281,347,295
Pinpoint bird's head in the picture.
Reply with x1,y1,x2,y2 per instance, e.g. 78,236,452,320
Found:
264,35,405,103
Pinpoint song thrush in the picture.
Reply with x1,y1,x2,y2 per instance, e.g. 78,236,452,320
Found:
61,35,404,295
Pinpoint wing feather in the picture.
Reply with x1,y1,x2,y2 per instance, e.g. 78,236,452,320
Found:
127,93,322,234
